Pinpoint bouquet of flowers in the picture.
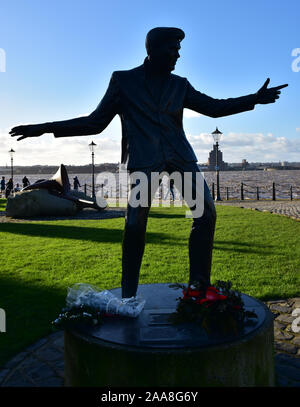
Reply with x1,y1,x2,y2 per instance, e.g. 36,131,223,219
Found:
169,280,257,335
52,304,103,330
51,283,146,330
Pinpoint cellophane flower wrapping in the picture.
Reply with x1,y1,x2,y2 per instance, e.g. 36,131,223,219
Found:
66,283,146,318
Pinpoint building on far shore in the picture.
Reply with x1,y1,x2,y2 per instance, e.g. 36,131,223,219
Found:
207,144,228,171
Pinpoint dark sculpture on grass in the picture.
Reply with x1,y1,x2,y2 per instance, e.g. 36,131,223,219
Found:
6,164,106,218
10,27,288,298
21,163,105,210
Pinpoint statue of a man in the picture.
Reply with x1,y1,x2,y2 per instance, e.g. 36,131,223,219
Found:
10,27,287,298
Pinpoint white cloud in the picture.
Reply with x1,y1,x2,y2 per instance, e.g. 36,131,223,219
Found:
187,132,300,163
1,126,299,167
296,128,300,132
0,127,121,166
183,109,202,118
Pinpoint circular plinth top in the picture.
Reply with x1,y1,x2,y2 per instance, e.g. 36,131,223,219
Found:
79,283,270,350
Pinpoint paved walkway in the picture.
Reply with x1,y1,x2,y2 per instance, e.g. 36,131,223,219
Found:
0,298,299,387
216,200,300,220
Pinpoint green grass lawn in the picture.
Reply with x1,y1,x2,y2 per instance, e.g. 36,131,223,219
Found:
0,198,6,211
0,205,299,367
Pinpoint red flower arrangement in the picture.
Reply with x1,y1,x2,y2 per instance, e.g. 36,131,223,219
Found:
169,280,257,335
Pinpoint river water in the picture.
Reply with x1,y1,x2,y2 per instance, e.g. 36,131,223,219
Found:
8,169,300,201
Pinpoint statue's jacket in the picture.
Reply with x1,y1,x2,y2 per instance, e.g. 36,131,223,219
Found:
52,61,257,169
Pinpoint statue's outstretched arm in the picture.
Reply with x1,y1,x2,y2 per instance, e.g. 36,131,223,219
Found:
10,73,120,141
184,78,287,118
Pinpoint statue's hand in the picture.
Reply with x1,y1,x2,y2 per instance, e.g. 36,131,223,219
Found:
9,123,47,141
255,78,288,104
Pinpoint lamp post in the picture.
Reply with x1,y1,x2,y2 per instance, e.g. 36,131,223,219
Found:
212,127,222,201
9,148,15,185
89,141,96,199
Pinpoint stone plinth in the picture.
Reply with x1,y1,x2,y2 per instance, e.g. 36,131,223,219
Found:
64,283,275,387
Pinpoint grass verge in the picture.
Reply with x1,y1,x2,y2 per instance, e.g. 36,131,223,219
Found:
0,205,299,367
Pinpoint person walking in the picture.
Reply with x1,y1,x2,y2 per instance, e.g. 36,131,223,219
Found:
5,178,13,198
73,176,81,190
169,179,175,201
22,176,30,188
0,177,5,197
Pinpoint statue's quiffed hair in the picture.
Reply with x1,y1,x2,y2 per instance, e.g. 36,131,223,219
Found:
145,27,185,55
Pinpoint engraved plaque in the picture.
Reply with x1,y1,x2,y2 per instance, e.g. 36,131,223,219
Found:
148,313,172,326
139,326,189,344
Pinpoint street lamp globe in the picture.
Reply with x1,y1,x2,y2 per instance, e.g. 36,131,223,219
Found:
89,141,97,153
9,148,15,158
212,127,222,144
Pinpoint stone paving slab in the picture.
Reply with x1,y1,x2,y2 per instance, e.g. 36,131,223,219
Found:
0,298,299,387
216,200,300,220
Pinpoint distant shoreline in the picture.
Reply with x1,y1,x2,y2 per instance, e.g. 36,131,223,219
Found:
1,164,300,175
0,163,119,175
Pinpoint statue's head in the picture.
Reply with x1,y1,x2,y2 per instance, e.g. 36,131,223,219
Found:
145,27,185,72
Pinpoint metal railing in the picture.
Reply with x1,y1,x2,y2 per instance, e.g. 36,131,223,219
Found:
83,181,300,202
209,182,300,201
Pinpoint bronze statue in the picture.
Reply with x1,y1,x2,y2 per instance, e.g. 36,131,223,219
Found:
10,27,288,298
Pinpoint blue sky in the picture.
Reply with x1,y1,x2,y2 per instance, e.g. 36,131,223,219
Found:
0,0,299,165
